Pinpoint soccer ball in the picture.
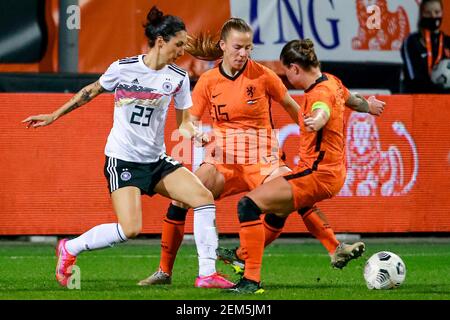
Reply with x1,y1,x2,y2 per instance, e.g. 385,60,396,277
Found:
431,59,450,89
363,251,406,290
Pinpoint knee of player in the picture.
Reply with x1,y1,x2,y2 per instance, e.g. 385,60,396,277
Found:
237,196,262,223
192,187,214,206
121,224,141,239
183,186,214,208
167,203,189,221
264,213,287,229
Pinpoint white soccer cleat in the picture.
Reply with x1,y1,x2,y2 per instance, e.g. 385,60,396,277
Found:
330,242,366,269
138,269,172,286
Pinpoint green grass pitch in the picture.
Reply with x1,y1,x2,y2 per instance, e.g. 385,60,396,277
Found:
1,239,449,300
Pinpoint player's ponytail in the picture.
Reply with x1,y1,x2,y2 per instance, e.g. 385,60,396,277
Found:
186,32,223,61
186,17,253,61
144,6,186,48
280,39,321,71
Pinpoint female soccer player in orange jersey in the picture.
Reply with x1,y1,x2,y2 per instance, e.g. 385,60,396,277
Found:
139,18,384,288
227,39,385,293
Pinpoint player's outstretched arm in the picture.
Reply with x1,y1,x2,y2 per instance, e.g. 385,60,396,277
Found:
345,93,385,116
22,80,105,128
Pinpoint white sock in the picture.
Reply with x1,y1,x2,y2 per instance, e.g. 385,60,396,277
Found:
193,204,218,277
65,223,127,256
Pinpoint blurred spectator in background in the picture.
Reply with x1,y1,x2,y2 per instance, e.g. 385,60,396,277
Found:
401,0,450,93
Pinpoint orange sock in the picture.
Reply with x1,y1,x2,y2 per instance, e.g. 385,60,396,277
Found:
264,220,282,246
301,207,339,254
239,221,265,283
159,218,185,275
236,214,284,260
263,214,285,247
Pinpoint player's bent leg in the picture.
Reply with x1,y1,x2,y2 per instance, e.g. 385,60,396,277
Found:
149,164,224,282
194,163,226,199
219,212,288,276
111,186,142,239
154,167,233,288
261,166,291,246
153,164,224,279
262,213,287,246
230,178,295,293
154,167,214,207
56,186,140,287
297,206,365,268
246,177,295,217
231,196,265,293
220,212,288,276
138,203,187,286
298,206,339,255
217,166,292,277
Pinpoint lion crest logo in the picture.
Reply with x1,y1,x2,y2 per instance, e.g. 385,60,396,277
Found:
352,0,411,51
339,112,419,196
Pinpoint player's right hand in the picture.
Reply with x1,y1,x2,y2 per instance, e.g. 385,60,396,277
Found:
367,96,386,116
22,114,56,128
193,131,210,147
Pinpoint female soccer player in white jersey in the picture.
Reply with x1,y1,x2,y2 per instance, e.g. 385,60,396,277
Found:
22,6,234,289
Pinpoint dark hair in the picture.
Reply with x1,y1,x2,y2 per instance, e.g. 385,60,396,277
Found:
420,0,443,16
280,39,320,71
144,6,186,48
186,18,253,61
418,0,443,30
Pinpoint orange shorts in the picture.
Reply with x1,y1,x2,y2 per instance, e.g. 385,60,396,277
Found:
202,158,287,200
283,164,344,210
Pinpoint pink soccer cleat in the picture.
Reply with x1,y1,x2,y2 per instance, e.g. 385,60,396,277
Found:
55,238,77,287
194,273,235,289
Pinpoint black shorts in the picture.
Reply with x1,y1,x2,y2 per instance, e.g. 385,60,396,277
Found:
104,154,183,196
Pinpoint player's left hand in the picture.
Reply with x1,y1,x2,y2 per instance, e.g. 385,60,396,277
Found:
304,116,322,132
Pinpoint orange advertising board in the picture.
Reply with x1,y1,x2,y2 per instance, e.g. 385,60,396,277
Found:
1,93,449,235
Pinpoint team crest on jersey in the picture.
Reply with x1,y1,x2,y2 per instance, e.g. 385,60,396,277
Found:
246,85,256,98
120,169,132,181
163,82,173,93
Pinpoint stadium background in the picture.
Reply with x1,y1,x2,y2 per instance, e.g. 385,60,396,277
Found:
0,0,449,235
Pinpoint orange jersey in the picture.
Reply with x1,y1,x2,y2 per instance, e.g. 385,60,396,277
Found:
298,73,350,190
190,60,287,164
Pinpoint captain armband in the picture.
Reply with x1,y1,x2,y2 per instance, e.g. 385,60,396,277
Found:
311,101,331,118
